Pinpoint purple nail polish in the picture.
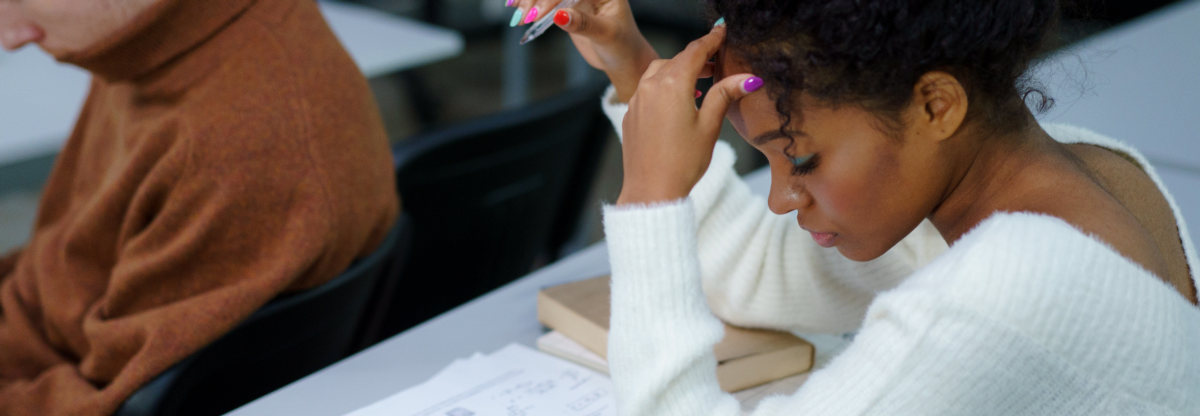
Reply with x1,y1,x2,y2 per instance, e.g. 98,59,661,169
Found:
743,76,764,93
523,7,539,24
506,0,514,6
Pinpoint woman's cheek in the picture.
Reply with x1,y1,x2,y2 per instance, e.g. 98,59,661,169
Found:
812,161,875,228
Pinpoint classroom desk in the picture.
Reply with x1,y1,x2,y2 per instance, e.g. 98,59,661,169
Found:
225,167,775,416
0,0,463,168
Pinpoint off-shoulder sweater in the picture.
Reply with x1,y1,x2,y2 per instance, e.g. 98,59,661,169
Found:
599,86,1200,415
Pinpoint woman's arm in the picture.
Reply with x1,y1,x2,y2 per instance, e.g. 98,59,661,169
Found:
603,86,946,333
603,199,952,416
603,205,1136,416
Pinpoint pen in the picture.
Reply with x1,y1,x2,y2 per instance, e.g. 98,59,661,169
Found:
519,0,581,45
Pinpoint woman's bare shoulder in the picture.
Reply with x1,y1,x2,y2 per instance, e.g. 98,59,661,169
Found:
1062,143,1195,303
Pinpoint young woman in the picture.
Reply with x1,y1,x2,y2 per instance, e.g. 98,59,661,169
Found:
512,0,1199,413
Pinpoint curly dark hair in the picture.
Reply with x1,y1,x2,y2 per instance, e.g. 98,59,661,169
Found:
709,0,1059,137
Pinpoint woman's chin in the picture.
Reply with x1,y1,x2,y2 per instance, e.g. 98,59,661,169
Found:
835,241,889,263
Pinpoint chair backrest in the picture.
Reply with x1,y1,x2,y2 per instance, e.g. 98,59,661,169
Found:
115,219,406,416
361,81,611,344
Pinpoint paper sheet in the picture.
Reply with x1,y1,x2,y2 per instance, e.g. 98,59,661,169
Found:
536,331,608,375
346,344,616,416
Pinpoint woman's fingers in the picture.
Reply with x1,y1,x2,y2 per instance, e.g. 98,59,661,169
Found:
508,0,550,26
640,59,671,81
510,0,573,26
553,8,609,39
508,3,528,27
698,73,763,135
698,62,715,79
669,25,726,76
528,0,556,24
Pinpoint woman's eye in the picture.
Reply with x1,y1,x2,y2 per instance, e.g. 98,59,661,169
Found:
789,153,819,175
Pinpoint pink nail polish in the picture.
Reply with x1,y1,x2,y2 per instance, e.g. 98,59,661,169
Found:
523,7,539,24
506,0,514,6
695,90,703,98
743,76,764,93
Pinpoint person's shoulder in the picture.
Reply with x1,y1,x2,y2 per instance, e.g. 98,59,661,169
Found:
894,211,1197,336
889,211,1200,404
192,0,367,105
913,211,1150,295
241,0,365,88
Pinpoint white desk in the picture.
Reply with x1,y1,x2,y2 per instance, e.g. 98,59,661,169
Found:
225,168,777,416
0,0,463,168
1033,0,1200,240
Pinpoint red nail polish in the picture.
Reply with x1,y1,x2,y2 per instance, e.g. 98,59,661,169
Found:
554,10,570,26
695,89,703,98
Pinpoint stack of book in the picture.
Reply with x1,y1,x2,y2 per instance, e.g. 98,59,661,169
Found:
536,276,815,392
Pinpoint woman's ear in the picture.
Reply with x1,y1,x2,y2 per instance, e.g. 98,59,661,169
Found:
909,71,968,143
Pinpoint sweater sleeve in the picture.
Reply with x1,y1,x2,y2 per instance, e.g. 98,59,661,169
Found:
601,200,963,416
601,86,947,333
603,204,1189,416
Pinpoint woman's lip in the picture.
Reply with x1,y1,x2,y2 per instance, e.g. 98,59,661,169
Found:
809,231,837,248
799,224,838,248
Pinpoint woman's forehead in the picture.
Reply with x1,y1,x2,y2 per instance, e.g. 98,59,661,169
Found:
714,46,753,80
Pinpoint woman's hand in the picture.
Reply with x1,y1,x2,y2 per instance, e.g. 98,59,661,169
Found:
617,25,762,206
507,0,657,102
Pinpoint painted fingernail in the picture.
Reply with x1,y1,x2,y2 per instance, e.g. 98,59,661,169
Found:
713,17,725,27
506,0,514,7
510,8,524,26
554,10,570,26
695,89,703,98
523,7,539,24
742,76,763,93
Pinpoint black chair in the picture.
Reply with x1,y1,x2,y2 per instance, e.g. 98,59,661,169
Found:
358,80,612,345
114,217,408,416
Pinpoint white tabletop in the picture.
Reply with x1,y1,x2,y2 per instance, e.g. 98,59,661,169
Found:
0,0,462,167
225,167,775,416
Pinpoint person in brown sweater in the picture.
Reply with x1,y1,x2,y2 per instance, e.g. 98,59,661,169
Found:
0,0,400,414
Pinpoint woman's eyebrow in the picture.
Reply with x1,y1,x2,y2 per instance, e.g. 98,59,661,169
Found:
750,130,806,145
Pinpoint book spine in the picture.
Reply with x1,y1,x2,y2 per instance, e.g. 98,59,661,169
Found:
716,344,814,392
536,291,610,356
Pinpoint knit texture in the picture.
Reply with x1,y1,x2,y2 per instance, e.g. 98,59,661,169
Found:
0,0,399,414
600,86,1199,415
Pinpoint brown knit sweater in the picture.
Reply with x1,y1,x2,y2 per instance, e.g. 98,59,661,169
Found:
0,0,399,414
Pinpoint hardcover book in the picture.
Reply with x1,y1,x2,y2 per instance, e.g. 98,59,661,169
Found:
537,276,815,392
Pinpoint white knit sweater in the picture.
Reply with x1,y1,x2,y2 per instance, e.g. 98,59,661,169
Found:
599,86,1200,415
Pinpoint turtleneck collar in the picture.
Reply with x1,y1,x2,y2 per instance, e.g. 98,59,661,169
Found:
58,0,258,82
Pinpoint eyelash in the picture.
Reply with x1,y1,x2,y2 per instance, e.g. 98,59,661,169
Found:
788,153,820,176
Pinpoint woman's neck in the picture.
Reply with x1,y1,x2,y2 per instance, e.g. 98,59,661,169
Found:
927,119,1060,245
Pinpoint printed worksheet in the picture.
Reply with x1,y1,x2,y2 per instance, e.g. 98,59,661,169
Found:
346,344,615,416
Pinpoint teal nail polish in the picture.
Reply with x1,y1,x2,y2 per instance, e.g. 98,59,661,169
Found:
510,8,524,27
713,17,725,27
789,154,814,166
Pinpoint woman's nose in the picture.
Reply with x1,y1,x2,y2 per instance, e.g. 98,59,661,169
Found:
766,168,810,215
